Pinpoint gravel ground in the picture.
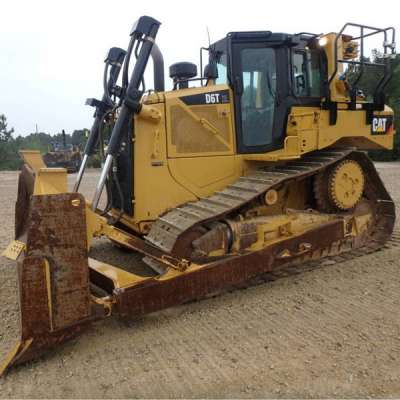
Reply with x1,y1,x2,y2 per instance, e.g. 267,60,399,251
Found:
0,164,399,398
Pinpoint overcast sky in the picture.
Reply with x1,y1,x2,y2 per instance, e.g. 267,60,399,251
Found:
0,0,398,136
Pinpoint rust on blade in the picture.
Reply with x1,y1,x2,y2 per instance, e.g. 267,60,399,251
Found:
1,193,92,375
15,164,35,240
26,194,91,330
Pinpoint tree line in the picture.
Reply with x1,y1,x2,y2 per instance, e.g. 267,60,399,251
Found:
0,119,95,170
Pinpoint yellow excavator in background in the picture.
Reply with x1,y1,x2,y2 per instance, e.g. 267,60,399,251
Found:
1,17,396,374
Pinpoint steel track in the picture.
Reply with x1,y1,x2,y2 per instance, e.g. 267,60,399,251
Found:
146,148,395,260
203,230,400,298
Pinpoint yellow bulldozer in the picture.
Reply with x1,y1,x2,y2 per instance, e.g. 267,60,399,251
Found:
43,130,82,173
1,17,396,374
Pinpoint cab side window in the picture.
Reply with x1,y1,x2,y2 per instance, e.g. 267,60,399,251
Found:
215,53,228,85
292,49,322,97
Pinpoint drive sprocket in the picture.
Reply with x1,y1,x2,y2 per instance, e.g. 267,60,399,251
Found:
328,159,365,210
314,158,365,212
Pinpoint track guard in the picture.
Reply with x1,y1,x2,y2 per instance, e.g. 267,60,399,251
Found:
1,193,92,375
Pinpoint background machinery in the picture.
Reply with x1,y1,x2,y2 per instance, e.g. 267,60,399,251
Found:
43,130,82,173
0,16,396,374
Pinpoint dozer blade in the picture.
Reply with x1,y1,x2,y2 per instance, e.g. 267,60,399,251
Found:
1,192,92,375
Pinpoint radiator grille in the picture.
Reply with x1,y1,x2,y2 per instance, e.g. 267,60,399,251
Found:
170,105,231,154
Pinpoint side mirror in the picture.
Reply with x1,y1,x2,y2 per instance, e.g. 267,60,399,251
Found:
203,62,218,80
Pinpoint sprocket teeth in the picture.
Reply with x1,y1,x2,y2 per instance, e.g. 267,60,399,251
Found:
313,171,333,212
328,159,365,211
314,159,365,212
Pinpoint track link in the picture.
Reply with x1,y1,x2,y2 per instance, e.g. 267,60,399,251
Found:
146,149,354,253
146,148,395,257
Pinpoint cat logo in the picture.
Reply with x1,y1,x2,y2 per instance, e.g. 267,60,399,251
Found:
371,116,393,135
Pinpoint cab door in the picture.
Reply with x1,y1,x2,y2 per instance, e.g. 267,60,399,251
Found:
231,41,289,154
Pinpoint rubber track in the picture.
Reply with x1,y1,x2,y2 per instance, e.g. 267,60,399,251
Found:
145,148,394,255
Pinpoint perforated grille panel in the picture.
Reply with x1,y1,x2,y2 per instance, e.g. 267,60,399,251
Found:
170,105,231,154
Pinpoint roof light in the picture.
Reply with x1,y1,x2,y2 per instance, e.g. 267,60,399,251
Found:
319,37,328,47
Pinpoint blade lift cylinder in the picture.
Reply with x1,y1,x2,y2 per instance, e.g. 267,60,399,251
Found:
73,47,127,192
91,16,161,211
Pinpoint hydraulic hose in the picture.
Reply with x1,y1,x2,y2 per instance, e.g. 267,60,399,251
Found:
73,47,126,192
92,16,161,211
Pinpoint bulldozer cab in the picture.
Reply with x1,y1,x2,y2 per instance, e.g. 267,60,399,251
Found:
209,32,326,154
208,23,395,155
51,142,73,152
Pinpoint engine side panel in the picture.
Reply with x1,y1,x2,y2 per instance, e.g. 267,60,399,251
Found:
132,103,196,231
165,85,244,198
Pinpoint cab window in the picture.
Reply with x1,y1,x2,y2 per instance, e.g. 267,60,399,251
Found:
292,49,322,97
240,47,276,147
215,52,228,85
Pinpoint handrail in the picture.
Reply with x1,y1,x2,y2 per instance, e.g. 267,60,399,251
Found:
327,22,396,90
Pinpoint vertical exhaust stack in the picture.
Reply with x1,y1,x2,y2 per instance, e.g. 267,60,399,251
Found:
91,16,161,211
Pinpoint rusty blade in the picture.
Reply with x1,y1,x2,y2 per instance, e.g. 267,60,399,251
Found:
15,164,35,240
1,193,93,375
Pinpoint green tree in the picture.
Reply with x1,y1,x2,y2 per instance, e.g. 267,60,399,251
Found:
72,129,89,149
0,114,14,142
0,114,18,169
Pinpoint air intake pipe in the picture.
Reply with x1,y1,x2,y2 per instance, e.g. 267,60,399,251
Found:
151,42,164,92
